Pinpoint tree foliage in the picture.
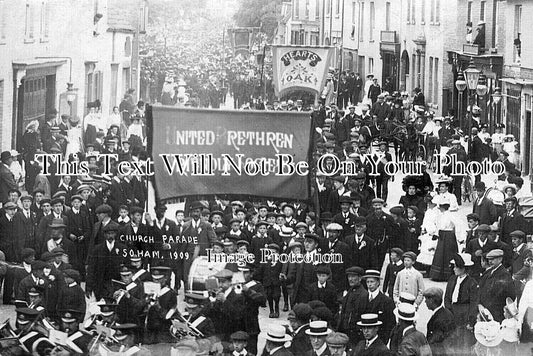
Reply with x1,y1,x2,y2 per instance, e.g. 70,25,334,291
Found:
233,0,282,39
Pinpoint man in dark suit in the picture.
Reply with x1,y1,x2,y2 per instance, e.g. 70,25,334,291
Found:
0,151,19,205
499,196,528,244
36,198,69,256
323,223,350,292
352,314,393,356
333,197,356,237
510,230,532,280
396,303,432,356
337,267,368,348
181,201,216,282
89,204,114,253
14,194,38,249
423,287,456,355
478,249,516,322
287,234,320,305
65,195,91,277
326,177,348,215
472,182,498,225
363,270,395,344
374,141,393,202
314,173,331,212
365,199,395,266
344,217,378,271
288,303,312,356
304,321,332,356
16,260,49,303
465,224,498,280
108,174,128,219
85,222,126,300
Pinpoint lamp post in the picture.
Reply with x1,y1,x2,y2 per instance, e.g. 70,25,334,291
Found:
463,59,481,155
65,82,78,117
492,86,502,127
455,72,467,130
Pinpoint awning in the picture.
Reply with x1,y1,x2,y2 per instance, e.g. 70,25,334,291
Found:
501,77,533,86
12,58,67,71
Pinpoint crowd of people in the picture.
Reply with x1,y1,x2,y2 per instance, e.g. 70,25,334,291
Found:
0,28,532,354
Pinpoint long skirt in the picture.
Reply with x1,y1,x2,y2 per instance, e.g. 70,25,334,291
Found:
429,230,458,281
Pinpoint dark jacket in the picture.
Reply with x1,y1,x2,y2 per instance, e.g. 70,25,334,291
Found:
478,264,515,322
308,281,339,314
86,241,127,300
444,274,479,327
352,337,393,356
472,196,498,225
426,306,456,356
364,292,396,344
344,234,378,270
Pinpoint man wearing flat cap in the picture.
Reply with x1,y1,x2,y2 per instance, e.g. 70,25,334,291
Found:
323,223,350,291
89,203,114,250
478,249,515,322
365,198,395,266
465,224,498,280
510,230,532,280
337,266,368,348
86,222,126,300
326,332,350,356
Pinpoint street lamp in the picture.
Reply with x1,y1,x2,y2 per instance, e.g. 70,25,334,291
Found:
463,59,481,155
65,82,78,116
492,86,502,127
455,72,467,129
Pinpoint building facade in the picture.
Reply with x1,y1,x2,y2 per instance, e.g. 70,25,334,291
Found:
0,0,147,151
500,0,533,178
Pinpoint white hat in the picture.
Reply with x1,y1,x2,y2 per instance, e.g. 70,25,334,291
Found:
357,313,383,327
305,321,332,336
265,325,292,342
10,150,19,157
395,303,418,321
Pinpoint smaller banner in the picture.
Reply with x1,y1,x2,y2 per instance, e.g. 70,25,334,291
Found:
272,45,334,97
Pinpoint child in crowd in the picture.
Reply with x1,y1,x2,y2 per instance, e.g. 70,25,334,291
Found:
393,251,424,307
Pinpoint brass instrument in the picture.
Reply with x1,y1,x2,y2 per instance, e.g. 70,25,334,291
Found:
167,309,205,339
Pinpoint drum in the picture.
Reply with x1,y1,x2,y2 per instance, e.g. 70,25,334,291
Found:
187,256,227,293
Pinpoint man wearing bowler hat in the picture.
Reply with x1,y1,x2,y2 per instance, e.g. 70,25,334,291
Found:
344,217,378,271
479,249,515,322
352,313,393,355
472,181,498,225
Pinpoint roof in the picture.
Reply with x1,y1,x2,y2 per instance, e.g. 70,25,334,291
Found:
500,77,533,86
12,58,67,70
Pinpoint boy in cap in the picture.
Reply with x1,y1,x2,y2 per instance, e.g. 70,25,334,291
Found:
393,252,424,306
250,221,273,262
254,244,282,318
308,265,338,315
383,247,404,297
326,332,350,356
230,331,251,356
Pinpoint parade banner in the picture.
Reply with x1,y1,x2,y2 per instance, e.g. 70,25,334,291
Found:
150,106,313,200
271,45,334,96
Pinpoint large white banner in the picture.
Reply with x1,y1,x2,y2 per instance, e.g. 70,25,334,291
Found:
272,45,334,97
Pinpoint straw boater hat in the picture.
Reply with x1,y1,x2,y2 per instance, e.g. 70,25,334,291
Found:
264,325,292,342
475,305,503,347
357,313,382,327
305,321,332,336
394,303,418,321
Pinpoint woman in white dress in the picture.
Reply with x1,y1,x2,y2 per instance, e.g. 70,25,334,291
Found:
66,116,84,159
435,175,459,211
418,194,439,269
